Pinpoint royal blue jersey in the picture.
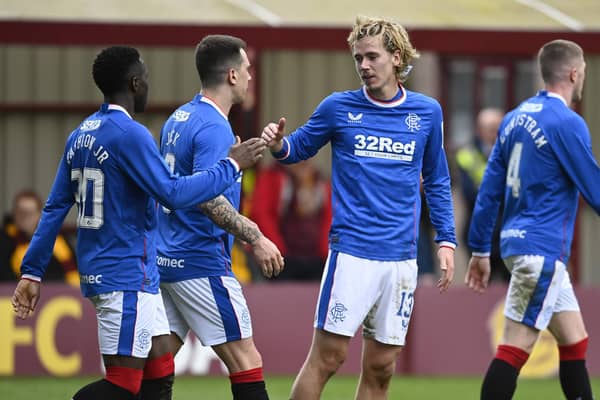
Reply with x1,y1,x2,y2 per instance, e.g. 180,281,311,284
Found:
468,91,600,262
20,104,240,296
272,86,456,261
156,95,241,282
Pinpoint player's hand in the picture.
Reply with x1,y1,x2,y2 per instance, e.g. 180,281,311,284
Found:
251,236,285,278
228,136,266,170
437,246,455,293
464,255,491,294
260,117,286,151
12,278,41,320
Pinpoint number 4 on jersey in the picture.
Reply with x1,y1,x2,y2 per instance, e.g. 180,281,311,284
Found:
506,142,523,198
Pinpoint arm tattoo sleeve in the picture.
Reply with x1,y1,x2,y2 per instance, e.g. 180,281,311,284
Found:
199,195,262,244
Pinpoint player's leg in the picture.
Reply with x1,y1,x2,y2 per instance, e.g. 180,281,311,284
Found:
164,276,268,400
291,251,380,400
138,289,178,400
481,256,563,400
355,258,416,400
290,329,351,400
74,291,155,399
213,337,267,400
481,318,537,400
547,270,593,400
355,339,402,400
138,335,175,400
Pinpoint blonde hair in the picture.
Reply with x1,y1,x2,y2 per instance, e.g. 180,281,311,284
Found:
347,16,419,82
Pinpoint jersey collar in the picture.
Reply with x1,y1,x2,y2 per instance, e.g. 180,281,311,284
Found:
362,84,407,108
544,90,568,106
198,94,228,121
104,103,132,119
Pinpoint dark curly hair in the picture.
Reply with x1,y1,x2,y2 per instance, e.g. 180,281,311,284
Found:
92,46,142,96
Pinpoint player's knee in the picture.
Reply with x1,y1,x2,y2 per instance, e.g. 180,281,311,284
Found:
363,358,396,386
316,348,347,374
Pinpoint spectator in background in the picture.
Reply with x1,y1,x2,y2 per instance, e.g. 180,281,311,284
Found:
0,190,78,286
456,108,508,282
251,159,331,281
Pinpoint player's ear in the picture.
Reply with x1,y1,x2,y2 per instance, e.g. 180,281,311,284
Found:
227,68,237,85
130,75,140,92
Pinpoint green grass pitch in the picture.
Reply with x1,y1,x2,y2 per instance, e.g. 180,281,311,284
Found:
2,375,600,399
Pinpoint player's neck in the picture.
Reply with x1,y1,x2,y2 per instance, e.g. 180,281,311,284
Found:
200,88,233,116
545,84,573,108
104,95,135,116
366,82,400,102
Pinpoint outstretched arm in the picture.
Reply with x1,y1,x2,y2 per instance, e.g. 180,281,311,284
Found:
200,195,284,278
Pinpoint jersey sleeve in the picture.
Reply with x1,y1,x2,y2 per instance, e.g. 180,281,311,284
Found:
468,138,506,254
272,94,337,163
119,125,239,210
21,152,75,280
421,102,457,245
552,115,600,214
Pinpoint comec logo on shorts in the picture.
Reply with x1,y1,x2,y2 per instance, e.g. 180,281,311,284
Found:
354,134,416,161
156,255,185,268
80,274,103,284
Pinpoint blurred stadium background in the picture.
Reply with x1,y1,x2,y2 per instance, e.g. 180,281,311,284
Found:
2,1,600,399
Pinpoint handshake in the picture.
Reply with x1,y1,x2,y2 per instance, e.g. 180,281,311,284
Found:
227,117,286,169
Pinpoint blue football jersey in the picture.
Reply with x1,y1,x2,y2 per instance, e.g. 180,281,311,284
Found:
20,104,240,296
272,86,456,261
468,91,600,262
156,95,241,282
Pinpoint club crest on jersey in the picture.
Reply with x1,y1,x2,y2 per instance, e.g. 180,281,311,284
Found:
405,113,421,132
172,110,190,122
80,120,101,132
347,112,363,124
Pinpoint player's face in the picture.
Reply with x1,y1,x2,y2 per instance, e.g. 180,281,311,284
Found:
233,48,252,104
572,58,586,103
353,35,401,99
133,61,149,113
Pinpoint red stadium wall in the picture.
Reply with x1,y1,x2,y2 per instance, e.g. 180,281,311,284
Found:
1,283,599,377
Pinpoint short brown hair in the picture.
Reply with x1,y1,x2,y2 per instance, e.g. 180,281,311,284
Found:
538,39,584,85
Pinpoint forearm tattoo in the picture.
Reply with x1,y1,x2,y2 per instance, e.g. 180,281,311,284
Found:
199,195,262,244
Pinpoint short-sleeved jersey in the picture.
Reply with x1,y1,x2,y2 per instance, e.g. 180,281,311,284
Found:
469,91,600,262
272,86,456,261
21,104,240,297
156,95,241,282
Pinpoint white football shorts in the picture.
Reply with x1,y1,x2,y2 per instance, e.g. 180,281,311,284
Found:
160,276,252,346
89,290,170,358
503,255,580,330
314,250,418,346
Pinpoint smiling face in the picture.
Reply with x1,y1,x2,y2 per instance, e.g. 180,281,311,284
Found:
353,34,401,100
